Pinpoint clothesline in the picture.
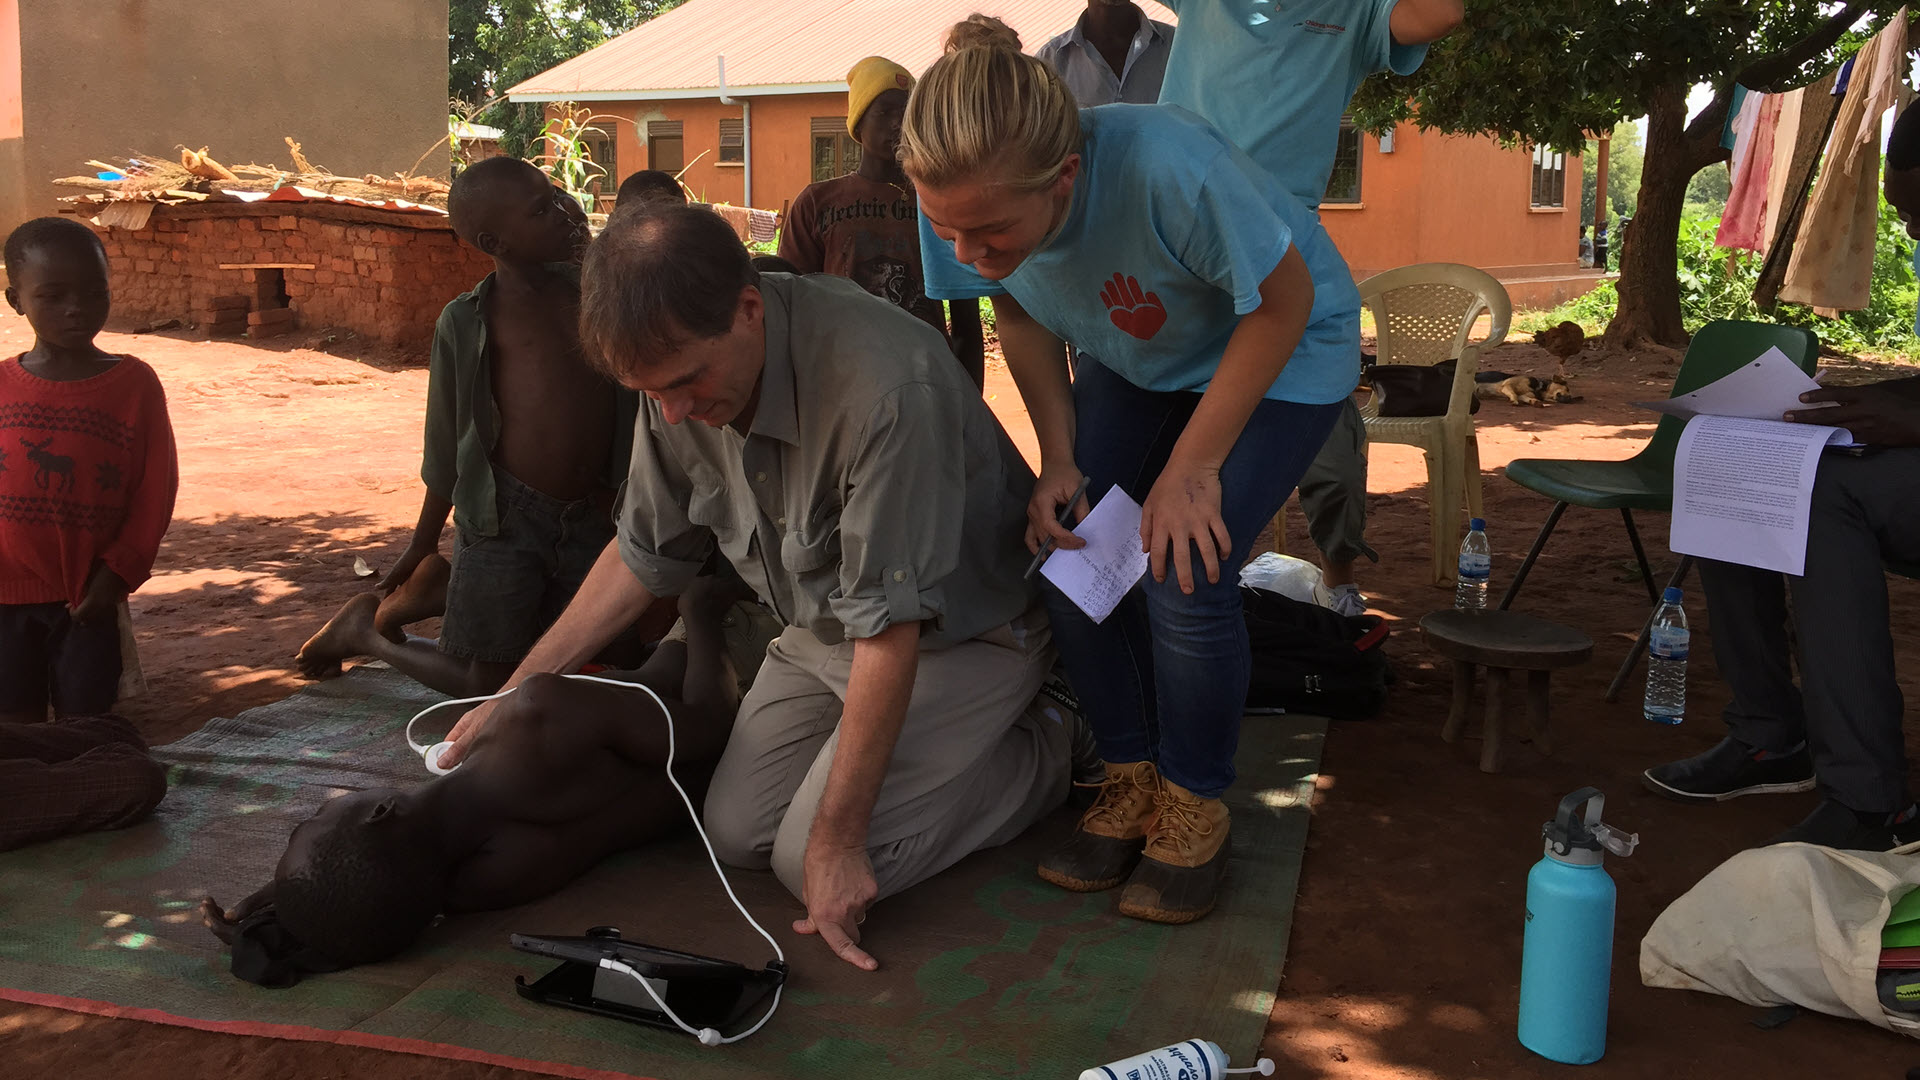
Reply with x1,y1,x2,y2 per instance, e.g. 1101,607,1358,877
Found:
1708,9,1913,315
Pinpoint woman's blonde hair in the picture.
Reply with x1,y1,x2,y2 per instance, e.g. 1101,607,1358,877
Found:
900,14,1083,193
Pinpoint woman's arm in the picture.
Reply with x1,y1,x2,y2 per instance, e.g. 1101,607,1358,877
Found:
1389,0,1465,44
992,293,1089,550
1143,247,1314,591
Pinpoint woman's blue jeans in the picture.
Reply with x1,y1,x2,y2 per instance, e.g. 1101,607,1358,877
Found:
1044,359,1342,799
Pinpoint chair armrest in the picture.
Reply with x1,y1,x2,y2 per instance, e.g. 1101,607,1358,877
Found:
1444,344,1482,421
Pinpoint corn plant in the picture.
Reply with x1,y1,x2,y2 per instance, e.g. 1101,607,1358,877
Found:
533,102,610,213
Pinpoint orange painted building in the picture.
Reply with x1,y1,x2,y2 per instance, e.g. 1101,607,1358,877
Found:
512,0,1598,307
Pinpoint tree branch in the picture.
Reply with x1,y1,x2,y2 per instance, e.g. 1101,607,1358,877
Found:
1679,2,1882,169
1736,1,1877,91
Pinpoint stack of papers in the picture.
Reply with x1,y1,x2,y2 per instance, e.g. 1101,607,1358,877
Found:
1644,347,1856,576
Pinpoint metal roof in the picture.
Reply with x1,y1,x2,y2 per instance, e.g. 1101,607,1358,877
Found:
507,0,1175,101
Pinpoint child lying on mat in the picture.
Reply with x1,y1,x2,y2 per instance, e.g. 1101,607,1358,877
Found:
202,574,755,987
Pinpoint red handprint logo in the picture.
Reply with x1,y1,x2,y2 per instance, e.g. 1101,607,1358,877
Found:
1100,272,1168,341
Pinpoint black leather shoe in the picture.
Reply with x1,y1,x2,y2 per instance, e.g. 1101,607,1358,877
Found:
1766,799,1920,852
1642,737,1815,803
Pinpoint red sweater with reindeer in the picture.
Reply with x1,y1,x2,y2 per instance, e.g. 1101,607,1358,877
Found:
0,355,178,606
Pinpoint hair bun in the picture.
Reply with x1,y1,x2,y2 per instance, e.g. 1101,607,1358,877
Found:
944,13,1022,53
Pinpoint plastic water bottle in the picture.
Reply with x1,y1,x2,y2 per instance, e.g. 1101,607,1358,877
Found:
1455,518,1491,609
1643,587,1689,724
1519,788,1639,1065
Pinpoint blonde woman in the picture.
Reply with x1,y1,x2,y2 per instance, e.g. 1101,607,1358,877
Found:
905,16,1360,924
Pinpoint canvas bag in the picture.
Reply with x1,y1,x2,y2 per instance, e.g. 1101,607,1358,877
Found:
1640,840,1920,1036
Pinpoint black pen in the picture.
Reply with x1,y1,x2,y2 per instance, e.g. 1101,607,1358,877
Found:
1025,476,1092,579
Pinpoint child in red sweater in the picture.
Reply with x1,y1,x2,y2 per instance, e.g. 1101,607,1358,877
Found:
1,217,178,723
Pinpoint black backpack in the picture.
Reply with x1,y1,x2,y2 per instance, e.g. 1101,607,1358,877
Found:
1241,586,1392,720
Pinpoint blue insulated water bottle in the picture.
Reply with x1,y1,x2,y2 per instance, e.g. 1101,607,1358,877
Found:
1518,788,1639,1065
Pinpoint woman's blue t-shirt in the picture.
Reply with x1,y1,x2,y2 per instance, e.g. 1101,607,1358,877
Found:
918,104,1361,405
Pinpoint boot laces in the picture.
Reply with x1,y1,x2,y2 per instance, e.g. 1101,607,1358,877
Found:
1147,783,1214,859
1081,766,1150,832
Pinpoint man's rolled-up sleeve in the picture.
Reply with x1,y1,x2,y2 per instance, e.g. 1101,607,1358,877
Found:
830,382,968,639
616,411,715,598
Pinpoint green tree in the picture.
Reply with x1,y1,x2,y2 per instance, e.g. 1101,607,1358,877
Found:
1580,124,1643,223
1352,1,1905,350
450,1,686,158
1685,163,1732,214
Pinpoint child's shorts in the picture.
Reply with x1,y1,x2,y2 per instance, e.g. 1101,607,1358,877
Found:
0,601,123,716
440,466,618,665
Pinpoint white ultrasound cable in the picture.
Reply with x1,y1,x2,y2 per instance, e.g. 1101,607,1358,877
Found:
405,674,785,1046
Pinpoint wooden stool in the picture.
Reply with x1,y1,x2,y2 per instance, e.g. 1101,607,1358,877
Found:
1420,609,1594,773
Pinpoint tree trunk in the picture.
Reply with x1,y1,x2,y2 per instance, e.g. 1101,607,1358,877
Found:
1604,85,1693,350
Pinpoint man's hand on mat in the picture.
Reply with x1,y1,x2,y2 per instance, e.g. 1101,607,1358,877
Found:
795,841,880,971
439,698,500,768
1141,460,1228,594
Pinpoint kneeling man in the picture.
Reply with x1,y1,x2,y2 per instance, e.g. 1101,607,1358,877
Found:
444,205,1071,971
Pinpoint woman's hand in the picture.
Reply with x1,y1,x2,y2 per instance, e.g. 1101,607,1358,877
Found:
1027,463,1091,554
1141,461,1228,593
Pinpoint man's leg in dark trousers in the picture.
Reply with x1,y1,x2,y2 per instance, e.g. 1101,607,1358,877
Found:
1699,557,1807,755
1783,450,1920,813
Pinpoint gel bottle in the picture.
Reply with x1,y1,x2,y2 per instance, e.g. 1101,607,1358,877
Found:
1518,788,1639,1065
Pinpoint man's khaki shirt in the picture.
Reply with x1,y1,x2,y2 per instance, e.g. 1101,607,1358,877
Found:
617,273,1037,647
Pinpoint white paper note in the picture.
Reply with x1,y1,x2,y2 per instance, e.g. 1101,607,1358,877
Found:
1634,345,1838,425
1040,490,1149,624
1670,414,1855,576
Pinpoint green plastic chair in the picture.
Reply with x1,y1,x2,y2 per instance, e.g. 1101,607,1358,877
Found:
1497,320,1821,700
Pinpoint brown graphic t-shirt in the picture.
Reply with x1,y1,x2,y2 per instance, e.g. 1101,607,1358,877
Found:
778,173,948,336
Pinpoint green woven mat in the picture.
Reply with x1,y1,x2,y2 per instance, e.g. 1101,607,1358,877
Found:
0,664,1324,1080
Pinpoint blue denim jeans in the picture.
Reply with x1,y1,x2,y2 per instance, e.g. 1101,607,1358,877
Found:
1045,359,1342,798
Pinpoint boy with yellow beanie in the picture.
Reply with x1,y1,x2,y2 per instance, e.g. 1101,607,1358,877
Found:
778,56,984,386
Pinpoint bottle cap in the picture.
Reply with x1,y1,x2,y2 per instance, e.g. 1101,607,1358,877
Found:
1541,787,1637,865
1662,586,1683,603
1469,518,1486,531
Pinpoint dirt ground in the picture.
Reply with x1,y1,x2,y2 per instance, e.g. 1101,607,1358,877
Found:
3,312,1918,1078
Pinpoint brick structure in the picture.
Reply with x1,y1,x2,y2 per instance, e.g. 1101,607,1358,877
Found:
87,202,496,351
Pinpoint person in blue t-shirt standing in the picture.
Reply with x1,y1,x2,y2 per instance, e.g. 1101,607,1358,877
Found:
905,16,1361,924
1157,0,1464,616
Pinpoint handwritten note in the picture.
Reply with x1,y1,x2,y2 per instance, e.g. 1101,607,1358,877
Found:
1040,490,1149,624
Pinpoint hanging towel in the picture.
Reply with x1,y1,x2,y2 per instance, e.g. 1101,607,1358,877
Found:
1726,90,1766,187
1722,84,1751,150
1719,94,1783,252
1761,88,1807,255
1780,10,1908,312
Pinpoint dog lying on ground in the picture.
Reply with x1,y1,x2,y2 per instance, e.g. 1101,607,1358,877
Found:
1476,370,1582,407
1361,353,1582,416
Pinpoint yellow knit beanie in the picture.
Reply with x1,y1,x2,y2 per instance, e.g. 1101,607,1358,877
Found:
846,56,914,138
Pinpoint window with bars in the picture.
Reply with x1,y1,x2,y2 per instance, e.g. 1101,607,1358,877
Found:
647,120,684,174
719,118,744,164
1323,118,1362,204
810,117,860,182
1530,145,1567,208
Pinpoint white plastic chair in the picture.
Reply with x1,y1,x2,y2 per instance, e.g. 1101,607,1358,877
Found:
1357,263,1512,585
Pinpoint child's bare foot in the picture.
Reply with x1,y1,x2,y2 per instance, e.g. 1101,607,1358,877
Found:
374,552,450,643
295,593,382,678
200,896,238,944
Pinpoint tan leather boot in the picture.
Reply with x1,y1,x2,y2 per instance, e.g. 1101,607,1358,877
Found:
1037,760,1160,892
1117,777,1230,924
